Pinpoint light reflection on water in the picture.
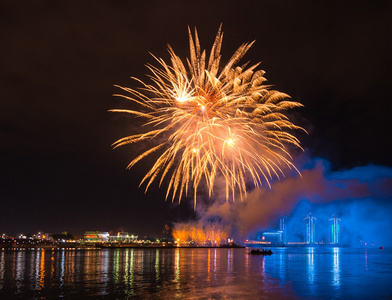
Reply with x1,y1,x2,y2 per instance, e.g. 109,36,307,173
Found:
0,247,391,299
332,247,340,288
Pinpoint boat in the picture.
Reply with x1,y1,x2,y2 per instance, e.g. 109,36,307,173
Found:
248,249,273,255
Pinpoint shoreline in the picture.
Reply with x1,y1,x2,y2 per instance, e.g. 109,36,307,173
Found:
0,243,245,250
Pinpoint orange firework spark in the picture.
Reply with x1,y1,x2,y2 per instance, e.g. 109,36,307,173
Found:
111,25,304,208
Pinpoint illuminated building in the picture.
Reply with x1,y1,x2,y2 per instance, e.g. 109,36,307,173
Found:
83,231,137,243
83,231,110,242
279,216,287,244
98,232,109,242
109,232,138,243
329,215,341,244
83,231,100,242
304,213,316,244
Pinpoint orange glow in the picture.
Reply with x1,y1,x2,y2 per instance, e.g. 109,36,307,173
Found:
172,223,229,246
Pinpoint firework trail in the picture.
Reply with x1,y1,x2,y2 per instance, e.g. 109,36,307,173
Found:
111,26,304,208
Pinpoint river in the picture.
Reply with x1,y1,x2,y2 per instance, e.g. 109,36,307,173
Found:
0,247,391,299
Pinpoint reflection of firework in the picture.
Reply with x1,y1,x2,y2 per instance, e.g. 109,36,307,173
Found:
111,26,304,208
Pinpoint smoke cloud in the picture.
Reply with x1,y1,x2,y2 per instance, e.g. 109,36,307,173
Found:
184,158,392,246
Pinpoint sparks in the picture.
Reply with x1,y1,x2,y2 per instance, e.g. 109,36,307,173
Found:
111,25,305,208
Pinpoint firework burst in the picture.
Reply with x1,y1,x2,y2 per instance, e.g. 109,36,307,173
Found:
111,26,304,208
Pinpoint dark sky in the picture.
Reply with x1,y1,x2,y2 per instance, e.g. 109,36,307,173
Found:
1,1,391,237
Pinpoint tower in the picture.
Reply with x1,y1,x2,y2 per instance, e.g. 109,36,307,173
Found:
279,216,287,244
329,214,341,244
304,213,316,244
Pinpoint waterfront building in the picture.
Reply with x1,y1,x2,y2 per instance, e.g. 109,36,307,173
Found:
109,232,138,243
83,231,100,242
98,232,109,242
83,231,138,243
83,231,110,242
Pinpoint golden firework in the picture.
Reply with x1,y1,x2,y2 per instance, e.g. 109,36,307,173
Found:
111,26,304,208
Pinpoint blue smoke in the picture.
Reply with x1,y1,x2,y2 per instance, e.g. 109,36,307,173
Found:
266,160,392,246
201,158,392,247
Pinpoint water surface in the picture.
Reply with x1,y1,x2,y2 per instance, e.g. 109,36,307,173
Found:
0,247,391,299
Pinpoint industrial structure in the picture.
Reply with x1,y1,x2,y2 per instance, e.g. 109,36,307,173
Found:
329,215,341,244
248,213,344,246
279,216,287,244
304,212,317,244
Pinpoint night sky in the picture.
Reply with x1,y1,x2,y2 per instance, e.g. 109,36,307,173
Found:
1,1,391,238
